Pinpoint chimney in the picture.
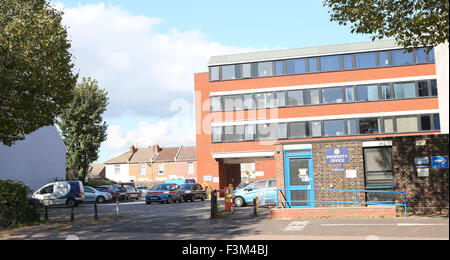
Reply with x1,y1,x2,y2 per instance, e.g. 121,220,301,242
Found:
130,145,136,154
152,144,160,153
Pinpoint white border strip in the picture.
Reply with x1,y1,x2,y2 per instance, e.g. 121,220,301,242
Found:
211,109,440,127
362,141,393,147
210,75,437,97
284,144,313,150
212,151,275,159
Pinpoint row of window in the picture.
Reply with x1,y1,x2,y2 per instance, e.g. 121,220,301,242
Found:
211,114,440,143
210,79,438,112
210,47,435,82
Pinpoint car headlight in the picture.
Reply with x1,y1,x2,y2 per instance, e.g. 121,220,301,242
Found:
185,191,191,193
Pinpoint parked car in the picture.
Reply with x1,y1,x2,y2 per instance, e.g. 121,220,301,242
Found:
114,185,129,200
96,185,120,201
32,181,85,208
145,183,183,204
124,185,141,200
232,179,277,207
180,183,206,202
84,186,112,203
136,185,150,194
165,178,196,185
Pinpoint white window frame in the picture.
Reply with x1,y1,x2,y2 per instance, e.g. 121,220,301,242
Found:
114,165,120,175
140,164,146,176
188,162,194,175
158,164,165,175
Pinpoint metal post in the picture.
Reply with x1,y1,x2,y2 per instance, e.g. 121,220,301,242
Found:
44,206,48,221
355,191,358,207
94,203,98,220
116,195,120,216
253,198,257,216
70,205,74,222
210,190,217,218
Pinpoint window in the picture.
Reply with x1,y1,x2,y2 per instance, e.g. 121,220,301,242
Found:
359,118,380,134
418,81,429,97
345,87,355,102
222,65,236,80
274,61,284,75
380,84,392,100
429,48,435,62
210,96,221,112
394,82,416,99
343,54,353,70
357,85,379,101
289,122,310,138
243,94,255,110
235,64,241,79
322,87,343,104
188,162,194,174
379,51,390,66
310,89,321,105
324,120,345,136
277,123,288,139
210,66,220,81
433,114,440,130
347,119,358,135
140,164,146,176
276,92,286,107
311,121,322,137
287,90,304,106
415,47,428,63
431,80,438,96
265,92,277,108
224,125,245,142
287,59,306,74
383,118,395,133
391,49,414,66
158,164,164,175
258,62,273,77
242,63,252,78
114,165,120,175
320,55,340,72
364,147,394,187
41,185,54,194
396,116,418,133
309,58,318,72
244,125,256,141
224,95,243,111
355,52,377,69
211,127,222,143
255,93,266,109
420,115,432,131
256,124,278,140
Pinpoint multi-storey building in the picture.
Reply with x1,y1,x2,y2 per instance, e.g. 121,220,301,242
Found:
194,40,448,213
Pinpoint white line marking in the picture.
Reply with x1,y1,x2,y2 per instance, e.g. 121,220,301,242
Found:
284,221,309,231
322,223,448,227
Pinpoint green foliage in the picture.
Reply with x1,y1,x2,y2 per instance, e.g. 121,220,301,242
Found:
0,0,78,146
57,77,109,184
0,180,42,228
323,0,449,50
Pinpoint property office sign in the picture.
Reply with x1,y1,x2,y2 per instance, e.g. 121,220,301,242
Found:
326,148,349,164
432,156,449,169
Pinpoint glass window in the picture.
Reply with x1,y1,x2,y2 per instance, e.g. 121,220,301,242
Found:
276,92,286,107
235,64,241,79
224,125,244,142
347,119,358,135
222,65,236,80
396,116,418,133
364,147,394,188
258,62,273,77
355,52,377,69
244,125,256,141
243,94,255,110
210,66,220,81
357,85,379,101
289,122,310,139
242,64,252,78
394,82,416,99
274,61,284,76
210,96,222,112
265,92,277,108
308,58,318,73
433,114,440,130
324,120,345,136
415,47,428,63
380,84,392,100
251,63,258,78
379,51,390,66
322,87,343,104
418,81,429,97
384,118,395,133
431,80,438,96
255,93,266,109
310,89,321,105
343,54,353,70
140,164,146,175
420,115,432,131
311,121,322,137
391,49,414,66
287,59,306,74
256,124,278,140
359,118,380,134
345,87,355,102
320,55,340,72
287,90,304,106
277,123,288,139
429,48,435,62
224,95,243,111
211,127,222,142
115,165,120,175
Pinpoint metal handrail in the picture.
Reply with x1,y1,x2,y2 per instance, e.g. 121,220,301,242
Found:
276,188,408,217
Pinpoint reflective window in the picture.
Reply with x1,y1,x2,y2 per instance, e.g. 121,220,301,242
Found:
255,93,266,109
433,114,440,130
394,82,416,99
357,85,379,101
276,92,286,107
287,90,304,106
275,61,285,75
384,118,395,133
265,92,277,108
322,87,343,104
310,89,321,105
429,48,435,62
355,52,377,69
222,65,236,80
359,118,380,134
257,124,278,140
210,96,221,112
320,55,340,72
212,127,222,142
391,49,414,66
235,64,241,79
431,80,438,96
396,116,418,133
243,94,255,110
379,51,390,66
311,121,322,137
324,120,345,136
415,48,428,63
224,95,243,111
418,81,429,97
420,115,432,131
309,58,318,73
224,125,245,142
345,87,355,102
242,63,252,78
210,66,220,81
289,122,310,138
380,84,392,100
347,119,358,135
277,123,288,139
343,54,353,70
287,59,307,74
244,125,256,141
258,62,273,77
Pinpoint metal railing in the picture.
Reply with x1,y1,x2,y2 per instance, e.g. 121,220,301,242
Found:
276,188,408,217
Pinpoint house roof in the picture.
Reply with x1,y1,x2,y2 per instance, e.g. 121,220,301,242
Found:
153,147,181,162
89,163,105,177
176,146,196,161
129,148,156,163
104,151,132,164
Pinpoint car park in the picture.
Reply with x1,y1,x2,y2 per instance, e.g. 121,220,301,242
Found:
32,181,85,208
180,183,206,202
145,183,183,204
84,186,112,203
124,185,141,200
232,179,277,207
96,185,120,201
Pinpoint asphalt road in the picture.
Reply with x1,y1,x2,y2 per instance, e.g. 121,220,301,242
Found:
1,199,448,240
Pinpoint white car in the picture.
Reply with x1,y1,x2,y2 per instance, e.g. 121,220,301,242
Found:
84,186,112,203
32,181,85,208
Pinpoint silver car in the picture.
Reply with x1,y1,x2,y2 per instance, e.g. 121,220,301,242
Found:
84,186,112,203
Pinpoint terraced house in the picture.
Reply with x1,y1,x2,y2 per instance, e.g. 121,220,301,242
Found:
194,39,449,216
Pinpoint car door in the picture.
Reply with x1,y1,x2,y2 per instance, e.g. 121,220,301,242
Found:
264,180,277,204
84,187,96,202
39,185,56,205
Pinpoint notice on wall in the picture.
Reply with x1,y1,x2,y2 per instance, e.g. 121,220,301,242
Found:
213,177,219,183
345,170,357,179
255,171,264,177
326,148,350,164
417,168,430,177
298,168,308,176
203,175,213,182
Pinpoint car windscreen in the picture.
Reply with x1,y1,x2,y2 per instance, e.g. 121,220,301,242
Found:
151,184,172,190
237,181,254,189
181,184,194,190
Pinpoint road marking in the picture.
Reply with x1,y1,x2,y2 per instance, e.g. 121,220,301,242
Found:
322,223,448,227
65,235,79,240
284,221,309,231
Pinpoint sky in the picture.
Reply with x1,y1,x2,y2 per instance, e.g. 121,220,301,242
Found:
51,0,374,163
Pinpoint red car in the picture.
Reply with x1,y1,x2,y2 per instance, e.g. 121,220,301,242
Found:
180,183,206,202
96,185,120,201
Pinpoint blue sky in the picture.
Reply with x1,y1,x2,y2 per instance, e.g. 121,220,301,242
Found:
53,1,374,163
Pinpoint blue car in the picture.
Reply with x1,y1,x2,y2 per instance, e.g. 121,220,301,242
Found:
145,183,183,204
232,179,277,207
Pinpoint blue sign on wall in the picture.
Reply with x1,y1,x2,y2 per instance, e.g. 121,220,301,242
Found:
326,148,349,164
432,156,449,169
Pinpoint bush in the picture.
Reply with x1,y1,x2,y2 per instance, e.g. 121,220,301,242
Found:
0,180,42,228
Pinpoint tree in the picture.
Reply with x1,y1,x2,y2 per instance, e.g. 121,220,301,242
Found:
58,78,109,183
0,0,78,146
323,0,449,50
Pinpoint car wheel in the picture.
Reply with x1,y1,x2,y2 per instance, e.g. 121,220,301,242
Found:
167,196,173,204
191,195,195,202
97,196,105,204
179,196,184,203
66,198,76,208
137,195,141,200
146,201,151,205
201,194,206,201
234,196,245,207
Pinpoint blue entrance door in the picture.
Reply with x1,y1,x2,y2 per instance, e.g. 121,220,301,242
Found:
284,150,314,208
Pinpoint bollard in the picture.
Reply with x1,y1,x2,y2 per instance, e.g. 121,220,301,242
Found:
210,190,217,218
44,206,48,221
94,203,98,220
70,205,75,222
116,195,120,216
253,198,257,216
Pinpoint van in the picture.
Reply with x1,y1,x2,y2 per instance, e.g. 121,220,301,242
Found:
232,179,277,207
32,181,85,208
